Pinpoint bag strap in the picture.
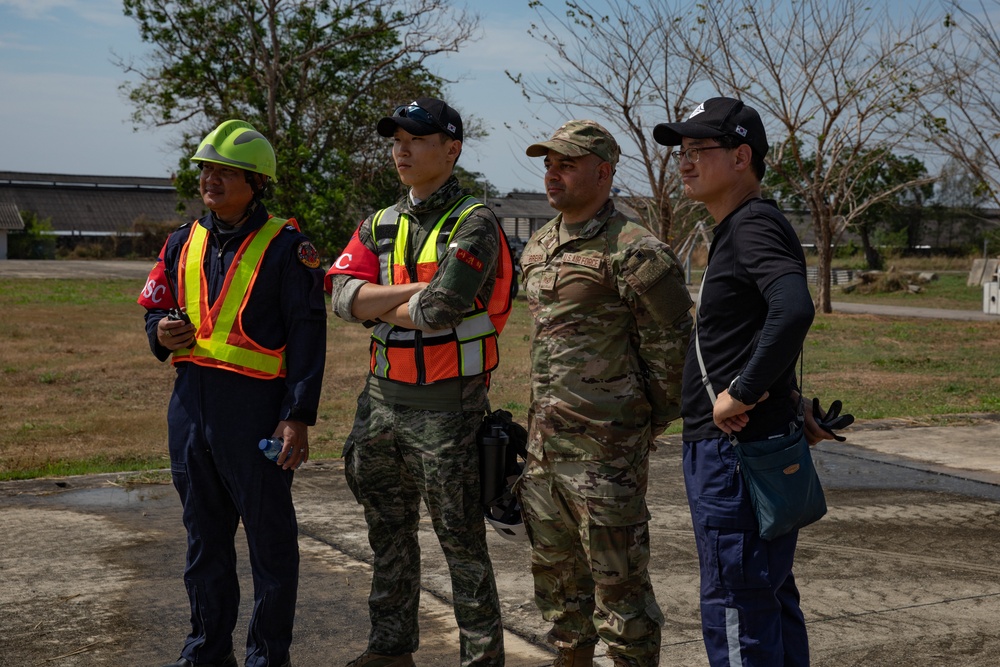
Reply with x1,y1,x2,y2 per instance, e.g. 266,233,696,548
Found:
693,279,717,404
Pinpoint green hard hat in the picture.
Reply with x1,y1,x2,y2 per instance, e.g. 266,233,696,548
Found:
191,120,277,181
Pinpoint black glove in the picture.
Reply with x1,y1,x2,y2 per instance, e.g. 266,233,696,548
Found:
812,398,855,442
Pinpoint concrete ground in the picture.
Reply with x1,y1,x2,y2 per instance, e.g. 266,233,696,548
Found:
3,260,1000,666
3,418,1000,667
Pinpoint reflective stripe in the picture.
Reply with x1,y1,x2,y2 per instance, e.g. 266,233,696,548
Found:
726,607,742,667
455,309,496,341
451,310,494,376
371,323,391,378
416,195,478,266
173,217,287,378
369,309,497,383
460,339,484,376
373,208,398,285
373,310,496,344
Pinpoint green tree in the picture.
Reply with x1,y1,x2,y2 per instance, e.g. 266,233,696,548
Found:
453,165,498,201
117,0,480,255
766,146,932,270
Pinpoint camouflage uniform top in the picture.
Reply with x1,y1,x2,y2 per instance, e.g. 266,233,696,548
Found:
327,176,500,412
520,199,693,462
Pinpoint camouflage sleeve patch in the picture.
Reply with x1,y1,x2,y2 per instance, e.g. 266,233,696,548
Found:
623,244,693,327
622,247,670,295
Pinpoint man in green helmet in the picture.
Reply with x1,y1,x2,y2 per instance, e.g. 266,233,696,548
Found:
137,119,327,667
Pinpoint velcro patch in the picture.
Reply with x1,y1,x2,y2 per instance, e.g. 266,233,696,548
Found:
456,248,484,272
297,241,321,269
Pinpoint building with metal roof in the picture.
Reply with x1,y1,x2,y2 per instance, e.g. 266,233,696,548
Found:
0,171,203,258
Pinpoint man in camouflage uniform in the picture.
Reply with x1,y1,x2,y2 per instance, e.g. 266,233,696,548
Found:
325,98,510,667
516,121,693,667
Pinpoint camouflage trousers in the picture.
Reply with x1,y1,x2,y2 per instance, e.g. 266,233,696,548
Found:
516,455,663,665
343,392,505,667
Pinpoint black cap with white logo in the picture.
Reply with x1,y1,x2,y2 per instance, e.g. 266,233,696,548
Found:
653,97,768,158
377,97,463,142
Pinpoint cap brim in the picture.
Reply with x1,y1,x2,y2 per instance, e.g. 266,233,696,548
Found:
652,122,723,147
525,139,592,158
376,116,440,138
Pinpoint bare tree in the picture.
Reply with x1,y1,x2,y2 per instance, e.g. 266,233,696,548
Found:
687,0,940,313
920,0,1000,211
506,0,710,243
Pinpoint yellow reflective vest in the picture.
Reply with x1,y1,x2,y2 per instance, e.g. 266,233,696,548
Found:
172,217,288,379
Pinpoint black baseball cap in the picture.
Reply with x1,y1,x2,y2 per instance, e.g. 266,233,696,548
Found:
653,97,769,158
376,97,463,141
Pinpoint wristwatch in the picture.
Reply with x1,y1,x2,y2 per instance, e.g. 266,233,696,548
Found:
728,375,756,405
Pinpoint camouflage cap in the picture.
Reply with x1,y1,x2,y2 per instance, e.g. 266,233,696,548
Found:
525,120,620,168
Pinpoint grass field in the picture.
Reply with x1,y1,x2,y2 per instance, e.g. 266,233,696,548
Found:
1,274,998,480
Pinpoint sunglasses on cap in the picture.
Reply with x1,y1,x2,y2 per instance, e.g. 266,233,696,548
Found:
392,104,452,137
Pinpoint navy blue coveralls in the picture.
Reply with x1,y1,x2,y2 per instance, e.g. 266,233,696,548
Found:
681,198,814,667
143,205,327,667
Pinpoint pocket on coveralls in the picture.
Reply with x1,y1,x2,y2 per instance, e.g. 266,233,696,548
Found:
696,495,771,590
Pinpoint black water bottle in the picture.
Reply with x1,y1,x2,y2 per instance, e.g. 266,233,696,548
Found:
478,424,508,506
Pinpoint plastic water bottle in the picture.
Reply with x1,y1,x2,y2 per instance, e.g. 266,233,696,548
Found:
259,437,284,462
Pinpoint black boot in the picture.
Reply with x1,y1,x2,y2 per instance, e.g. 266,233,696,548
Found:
161,653,238,667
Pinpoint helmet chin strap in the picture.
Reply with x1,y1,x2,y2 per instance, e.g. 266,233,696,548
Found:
239,198,260,225
238,173,268,224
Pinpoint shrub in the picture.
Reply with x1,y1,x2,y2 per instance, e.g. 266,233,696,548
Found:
7,211,56,259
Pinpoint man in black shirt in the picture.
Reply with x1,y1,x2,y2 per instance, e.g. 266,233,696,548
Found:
653,98,816,667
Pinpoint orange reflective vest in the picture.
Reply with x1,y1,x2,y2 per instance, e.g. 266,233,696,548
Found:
172,217,289,379
370,196,513,385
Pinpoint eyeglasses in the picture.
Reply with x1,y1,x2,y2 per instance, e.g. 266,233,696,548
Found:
670,145,727,164
392,104,446,134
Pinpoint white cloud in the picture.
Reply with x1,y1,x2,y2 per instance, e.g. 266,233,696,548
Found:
433,10,555,82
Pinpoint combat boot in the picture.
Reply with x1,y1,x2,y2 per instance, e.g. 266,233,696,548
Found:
345,651,416,667
552,643,596,667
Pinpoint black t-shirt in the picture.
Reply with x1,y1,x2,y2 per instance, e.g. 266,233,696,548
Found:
681,198,810,442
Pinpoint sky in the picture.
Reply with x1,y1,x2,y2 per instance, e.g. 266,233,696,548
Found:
0,0,961,197
0,0,571,194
